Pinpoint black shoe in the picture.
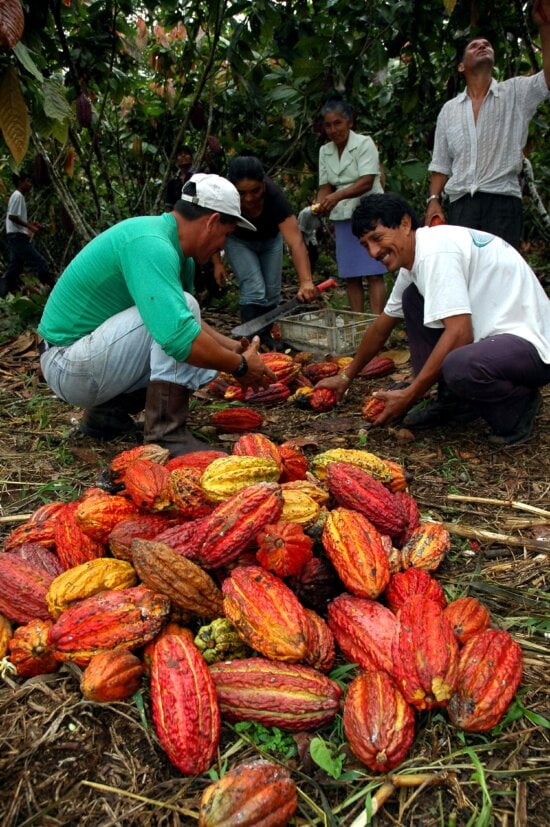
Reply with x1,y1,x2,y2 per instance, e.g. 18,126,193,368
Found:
488,391,543,446
79,406,141,441
403,396,477,429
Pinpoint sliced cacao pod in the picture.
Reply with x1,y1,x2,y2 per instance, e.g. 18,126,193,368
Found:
210,407,264,433
401,521,450,571
311,448,393,485
344,671,415,773
322,508,391,599
200,456,280,503
80,649,144,702
327,593,396,673
256,520,313,577
209,657,342,731
46,557,137,619
259,352,301,385
392,595,459,710
447,629,523,732
443,596,491,646
244,382,291,406
326,463,407,538
222,565,310,662
151,635,221,775
132,539,224,619
8,618,58,677
223,384,246,401
384,568,446,614
198,483,283,569
48,585,170,665
198,758,298,827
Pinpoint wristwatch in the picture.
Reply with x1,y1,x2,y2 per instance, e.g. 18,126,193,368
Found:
426,194,441,204
231,354,248,378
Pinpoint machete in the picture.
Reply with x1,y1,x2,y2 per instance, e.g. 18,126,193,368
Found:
231,278,337,338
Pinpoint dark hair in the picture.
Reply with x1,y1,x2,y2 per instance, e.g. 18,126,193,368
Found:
173,180,236,225
12,171,31,187
320,95,354,122
226,155,265,185
176,144,194,156
351,193,420,237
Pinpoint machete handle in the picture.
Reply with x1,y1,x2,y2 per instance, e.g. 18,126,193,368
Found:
315,278,338,294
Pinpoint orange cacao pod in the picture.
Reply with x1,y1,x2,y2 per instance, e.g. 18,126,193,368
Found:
209,657,342,731
81,649,144,702
326,462,407,537
151,635,221,775
198,758,298,827
245,382,291,406
211,407,264,433
3,502,64,551
0,553,55,623
48,585,170,665
54,502,106,569
401,521,450,571
303,361,339,382
122,459,172,512
74,494,139,543
392,595,459,710
8,618,58,677
168,466,214,518
222,565,310,662
447,629,523,731
327,593,396,673
358,355,396,377
278,440,308,482
384,568,446,614
109,444,170,482
309,387,337,412
256,520,313,577
322,508,391,599
108,514,179,562
344,671,415,773
383,459,413,493
260,352,301,384
198,482,283,569
303,608,335,673
165,449,227,473
232,433,283,473
132,539,224,618
443,596,491,646
223,383,246,401
0,614,12,659
46,557,137,619
361,395,385,422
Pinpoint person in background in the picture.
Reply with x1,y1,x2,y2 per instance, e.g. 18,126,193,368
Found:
223,155,318,349
315,97,387,315
1,172,53,298
316,193,549,446
164,144,194,210
37,174,276,456
297,205,322,272
425,0,550,248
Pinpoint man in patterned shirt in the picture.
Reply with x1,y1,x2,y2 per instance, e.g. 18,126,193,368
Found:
425,0,550,249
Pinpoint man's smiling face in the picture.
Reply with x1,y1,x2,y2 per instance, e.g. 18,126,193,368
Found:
359,215,415,272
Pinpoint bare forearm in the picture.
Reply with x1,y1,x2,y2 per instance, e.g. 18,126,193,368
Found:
200,320,239,353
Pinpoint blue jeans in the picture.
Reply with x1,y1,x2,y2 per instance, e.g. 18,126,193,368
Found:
224,233,283,306
3,233,51,292
40,293,216,408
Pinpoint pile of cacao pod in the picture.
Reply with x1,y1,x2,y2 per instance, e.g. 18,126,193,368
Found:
0,438,523,824
207,351,398,419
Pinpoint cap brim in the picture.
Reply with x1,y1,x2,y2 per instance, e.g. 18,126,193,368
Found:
236,215,257,232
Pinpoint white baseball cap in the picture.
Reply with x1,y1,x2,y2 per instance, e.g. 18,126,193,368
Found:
180,172,256,231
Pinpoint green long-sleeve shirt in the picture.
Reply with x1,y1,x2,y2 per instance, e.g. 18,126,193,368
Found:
38,213,201,362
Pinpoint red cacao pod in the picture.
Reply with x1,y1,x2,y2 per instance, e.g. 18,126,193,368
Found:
303,608,335,673
151,635,221,774
443,596,491,646
108,514,179,562
310,387,337,412
222,565,310,662
278,440,308,482
8,619,58,677
3,501,64,551
54,502,106,569
209,657,342,731
327,593,396,673
74,494,139,543
393,490,421,547
153,516,210,560
287,555,341,614
358,355,396,377
322,507,391,599
223,384,246,401
165,449,227,473
392,595,459,710
401,521,450,571
75,92,93,127
8,543,64,576
326,462,407,537
81,649,144,702
122,459,172,512
232,433,283,473
109,444,170,482
198,758,297,827
245,382,291,406
0,554,55,623
361,395,385,422
168,466,214,519
256,520,313,577
343,671,415,772
447,629,523,732
303,361,339,382
259,352,301,385
384,568,447,614
211,407,264,433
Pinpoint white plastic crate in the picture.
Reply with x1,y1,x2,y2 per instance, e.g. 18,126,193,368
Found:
278,308,377,355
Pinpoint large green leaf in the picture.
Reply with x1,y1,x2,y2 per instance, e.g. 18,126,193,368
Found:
42,80,72,123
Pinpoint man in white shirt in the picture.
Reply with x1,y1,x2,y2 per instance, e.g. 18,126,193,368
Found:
316,193,550,446
1,172,53,298
425,0,550,249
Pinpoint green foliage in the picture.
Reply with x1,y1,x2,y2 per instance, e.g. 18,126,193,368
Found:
232,721,298,759
310,735,346,779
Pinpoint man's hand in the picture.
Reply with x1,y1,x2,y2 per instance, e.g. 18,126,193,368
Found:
369,386,416,426
239,336,277,390
296,280,318,302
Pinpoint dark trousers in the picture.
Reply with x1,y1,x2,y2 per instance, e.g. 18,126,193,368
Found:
402,284,550,435
447,193,523,250
2,233,52,295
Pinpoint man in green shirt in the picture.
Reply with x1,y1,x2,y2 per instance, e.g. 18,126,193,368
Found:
38,174,275,456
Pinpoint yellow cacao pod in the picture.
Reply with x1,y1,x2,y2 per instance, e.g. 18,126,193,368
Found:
46,558,138,619
311,448,393,485
200,456,280,503
281,488,321,528
0,614,13,659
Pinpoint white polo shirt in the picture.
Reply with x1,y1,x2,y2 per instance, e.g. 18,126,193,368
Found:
6,190,28,235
